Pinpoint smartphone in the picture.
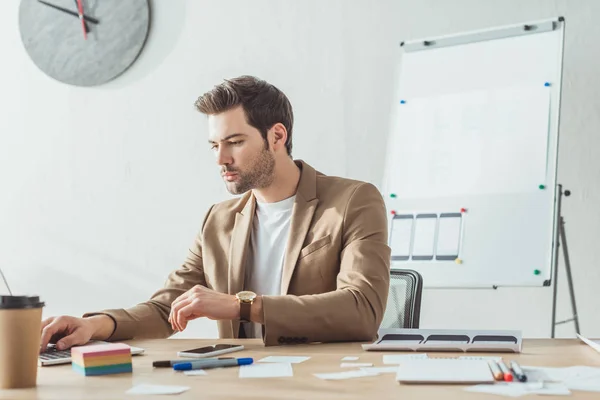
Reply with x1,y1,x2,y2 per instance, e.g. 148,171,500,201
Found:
177,344,244,358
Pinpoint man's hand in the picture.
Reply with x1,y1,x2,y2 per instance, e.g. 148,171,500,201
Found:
168,285,239,332
39,315,115,352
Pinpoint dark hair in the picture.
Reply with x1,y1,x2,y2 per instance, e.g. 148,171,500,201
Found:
194,75,294,156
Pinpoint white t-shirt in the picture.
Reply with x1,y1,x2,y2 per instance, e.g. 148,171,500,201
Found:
242,195,295,338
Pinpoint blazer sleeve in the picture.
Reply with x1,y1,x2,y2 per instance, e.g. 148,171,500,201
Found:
261,183,391,346
82,205,214,341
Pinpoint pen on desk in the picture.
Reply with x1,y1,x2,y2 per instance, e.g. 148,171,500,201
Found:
487,360,504,381
153,357,233,368
497,360,513,382
173,357,253,371
510,361,527,382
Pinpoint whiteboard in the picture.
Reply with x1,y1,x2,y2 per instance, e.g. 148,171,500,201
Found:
383,18,565,288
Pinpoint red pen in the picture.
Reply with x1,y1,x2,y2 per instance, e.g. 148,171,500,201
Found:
497,360,513,382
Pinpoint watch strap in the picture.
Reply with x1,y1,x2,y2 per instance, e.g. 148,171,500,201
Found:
240,301,251,323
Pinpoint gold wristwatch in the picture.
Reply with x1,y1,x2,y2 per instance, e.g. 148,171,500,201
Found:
236,291,257,323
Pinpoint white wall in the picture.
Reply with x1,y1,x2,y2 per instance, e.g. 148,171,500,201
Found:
1,0,598,339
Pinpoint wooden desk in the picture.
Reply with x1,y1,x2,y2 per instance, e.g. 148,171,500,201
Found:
2,339,599,399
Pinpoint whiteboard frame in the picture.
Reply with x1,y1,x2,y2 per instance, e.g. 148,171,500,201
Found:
386,17,566,288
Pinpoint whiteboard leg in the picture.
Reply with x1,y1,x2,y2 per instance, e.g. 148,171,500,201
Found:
550,187,580,337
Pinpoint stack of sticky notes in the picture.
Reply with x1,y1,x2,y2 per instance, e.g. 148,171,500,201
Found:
71,343,132,376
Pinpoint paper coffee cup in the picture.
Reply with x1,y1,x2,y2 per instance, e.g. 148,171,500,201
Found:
0,295,45,389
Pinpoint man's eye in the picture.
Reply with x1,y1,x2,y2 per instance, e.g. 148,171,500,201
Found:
210,144,218,150
229,141,243,146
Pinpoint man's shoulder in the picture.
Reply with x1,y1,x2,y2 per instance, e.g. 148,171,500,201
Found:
315,171,381,202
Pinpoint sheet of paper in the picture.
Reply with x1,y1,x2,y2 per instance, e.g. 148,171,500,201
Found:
258,356,310,364
184,370,208,376
126,384,190,395
390,215,413,259
522,366,600,392
360,366,398,374
383,353,428,364
313,370,380,380
412,215,436,259
341,356,359,361
239,363,293,378
465,382,570,397
436,213,461,258
458,356,502,361
388,86,551,198
340,362,373,368
577,333,600,354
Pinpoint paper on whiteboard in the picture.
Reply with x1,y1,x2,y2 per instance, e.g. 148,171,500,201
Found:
390,215,413,260
388,86,551,198
412,214,436,260
436,213,462,259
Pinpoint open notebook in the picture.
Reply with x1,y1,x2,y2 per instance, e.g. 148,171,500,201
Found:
396,359,495,384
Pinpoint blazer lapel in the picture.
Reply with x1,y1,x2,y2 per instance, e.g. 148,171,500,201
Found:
280,161,319,295
228,193,255,296
228,193,255,339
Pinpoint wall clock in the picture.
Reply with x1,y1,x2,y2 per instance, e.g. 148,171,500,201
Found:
19,0,150,87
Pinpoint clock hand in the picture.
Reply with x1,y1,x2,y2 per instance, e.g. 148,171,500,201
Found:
75,0,87,39
73,0,89,33
37,0,99,24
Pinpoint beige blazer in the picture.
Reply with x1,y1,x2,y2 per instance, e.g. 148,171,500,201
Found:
87,160,391,346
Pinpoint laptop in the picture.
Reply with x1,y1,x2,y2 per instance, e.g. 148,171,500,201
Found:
39,341,145,366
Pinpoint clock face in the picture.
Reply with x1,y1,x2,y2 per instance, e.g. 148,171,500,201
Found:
19,0,150,87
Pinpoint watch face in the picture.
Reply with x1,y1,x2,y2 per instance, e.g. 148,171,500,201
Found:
236,291,257,302
19,0,150,86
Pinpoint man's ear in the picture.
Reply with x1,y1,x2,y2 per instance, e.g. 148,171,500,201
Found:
269,123,288,151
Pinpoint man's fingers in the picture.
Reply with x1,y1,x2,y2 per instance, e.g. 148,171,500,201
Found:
176,303,203,332
56,329,86,350
169,290,195,325
175,298,200,332
171,297,194,332
40,317,55,333
39,319,63,353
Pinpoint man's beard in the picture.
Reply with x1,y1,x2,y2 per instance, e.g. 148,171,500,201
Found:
224,149,275,195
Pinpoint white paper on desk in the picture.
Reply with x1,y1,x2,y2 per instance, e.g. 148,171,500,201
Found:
258,356,309,364
523,366,600,392
523,366,600,383
361,366,398,374
341,356,359,361
239,363,293,378
126,384,190,395
184,370,208,376
383,353,428,364
458,356,502,361
577,333,600,354
314,370,380,380
465,382,570,397
341,362,373,368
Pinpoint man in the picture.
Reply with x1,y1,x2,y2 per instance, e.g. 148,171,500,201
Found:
39,75,391,350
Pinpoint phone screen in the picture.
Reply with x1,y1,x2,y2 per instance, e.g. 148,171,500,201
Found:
182,344,239,354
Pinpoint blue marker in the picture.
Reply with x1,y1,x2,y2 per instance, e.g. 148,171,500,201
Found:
173,357,253,371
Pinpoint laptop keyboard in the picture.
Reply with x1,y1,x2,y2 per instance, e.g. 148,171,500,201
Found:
39,346,71,360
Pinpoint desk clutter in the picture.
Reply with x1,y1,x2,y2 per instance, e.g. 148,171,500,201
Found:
58,334,600,397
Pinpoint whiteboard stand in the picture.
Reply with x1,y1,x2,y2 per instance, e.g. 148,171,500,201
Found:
550,184,580,338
